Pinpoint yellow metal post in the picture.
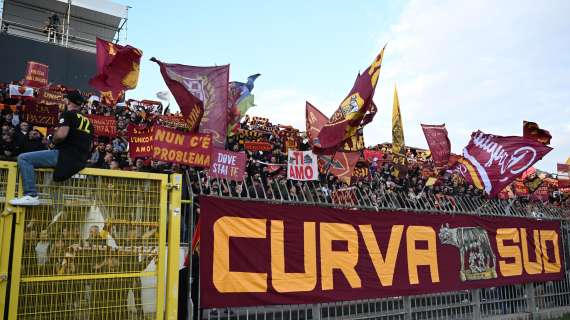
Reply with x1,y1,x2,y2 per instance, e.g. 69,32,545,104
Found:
0,162,18,318
165,174,182,320
156,174,169,319
7,164,25,320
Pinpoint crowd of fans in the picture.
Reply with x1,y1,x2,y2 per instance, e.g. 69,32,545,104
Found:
1,82,568,210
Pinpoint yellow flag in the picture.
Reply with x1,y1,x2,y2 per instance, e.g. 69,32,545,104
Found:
391,85,405,155
566,157,570,165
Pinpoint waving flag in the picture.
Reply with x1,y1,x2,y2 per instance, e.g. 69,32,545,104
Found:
452,130,552,197
308,101,370,155
152,58,229,147
523,121,551,145
228,74,260,136
421,123,451,166
317,45,386,149
89,38,142,94
306,101,328,144
319,152,360,184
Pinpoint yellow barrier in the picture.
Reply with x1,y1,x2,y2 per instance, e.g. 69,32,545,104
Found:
0,161,19,318
0,163,180,320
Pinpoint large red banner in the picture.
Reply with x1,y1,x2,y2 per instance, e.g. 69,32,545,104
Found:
151,125,212,167
87,115,117,137
200,197,564,308
23,61,49,88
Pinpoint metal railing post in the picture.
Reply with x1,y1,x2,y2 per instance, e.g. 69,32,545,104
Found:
404,296,412,320
184,170,196,320
526,283,537,317
472,289,482,319
312,303,321,320
166,173,182,320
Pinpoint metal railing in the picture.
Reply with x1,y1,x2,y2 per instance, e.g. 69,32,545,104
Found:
185,170,570,320
0,162,183,320
187,170,569,220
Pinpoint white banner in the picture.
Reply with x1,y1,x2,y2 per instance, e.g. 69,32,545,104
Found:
9,84,34,97
287,150,318,181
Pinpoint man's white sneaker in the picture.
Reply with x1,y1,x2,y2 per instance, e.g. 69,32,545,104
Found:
9,195,40,206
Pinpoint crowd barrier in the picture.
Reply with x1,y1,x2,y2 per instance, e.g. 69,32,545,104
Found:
0,161,182,320
187,171,570,320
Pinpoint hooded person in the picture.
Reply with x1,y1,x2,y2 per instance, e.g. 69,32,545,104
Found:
10,90,93,206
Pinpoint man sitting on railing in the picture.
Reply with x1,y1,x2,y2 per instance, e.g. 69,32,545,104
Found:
10,91,93,206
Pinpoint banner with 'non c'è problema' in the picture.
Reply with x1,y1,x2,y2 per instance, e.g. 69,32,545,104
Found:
151,125,212,167
200,197,565,308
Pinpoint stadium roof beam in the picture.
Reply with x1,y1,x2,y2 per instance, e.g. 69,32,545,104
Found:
1,0,128,52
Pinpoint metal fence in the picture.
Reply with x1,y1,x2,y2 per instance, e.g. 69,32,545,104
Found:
0,162,182,320
186,170,570,320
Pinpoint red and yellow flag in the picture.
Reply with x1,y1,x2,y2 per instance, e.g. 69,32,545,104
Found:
89,38,142,96
318,152,360,184
317,45,386,149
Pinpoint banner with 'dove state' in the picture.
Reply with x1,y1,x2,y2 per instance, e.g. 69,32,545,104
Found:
200,197,564,308
208,149,246,181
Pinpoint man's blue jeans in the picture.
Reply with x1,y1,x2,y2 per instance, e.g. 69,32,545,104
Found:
17,150,59,196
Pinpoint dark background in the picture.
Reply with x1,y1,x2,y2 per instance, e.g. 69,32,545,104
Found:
0,33,96,92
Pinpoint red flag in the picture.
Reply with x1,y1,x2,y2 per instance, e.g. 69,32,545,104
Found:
89,38,142,93
152,58,229,147
307,101,366,155
523,121,551,145
306,101,336,154
317,46,386,149
318,50,384,149
319,152,360,184
452,130,552,197
23,61,49,88
421,123,451,166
